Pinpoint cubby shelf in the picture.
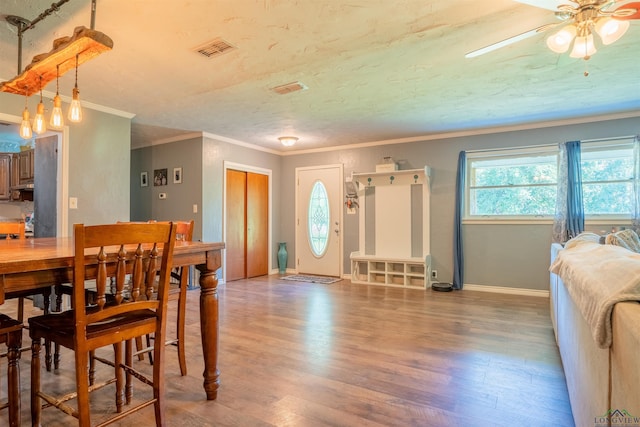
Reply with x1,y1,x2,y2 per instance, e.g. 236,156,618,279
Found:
350,253,431,289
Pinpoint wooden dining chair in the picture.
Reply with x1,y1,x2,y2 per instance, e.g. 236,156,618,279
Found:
0,222,29,322
0,313,22,427
29,222,177,426
135,220,194,376
0,221,56,371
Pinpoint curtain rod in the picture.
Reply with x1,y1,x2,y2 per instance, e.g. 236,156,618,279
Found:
466,134,638,154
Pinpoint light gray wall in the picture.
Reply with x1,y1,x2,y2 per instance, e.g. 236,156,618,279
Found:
127,115,639,290
66,107,131,231
130,137,203,238
280,116,640,291
130,135,282,268
1,92,131,235
130,147,153,221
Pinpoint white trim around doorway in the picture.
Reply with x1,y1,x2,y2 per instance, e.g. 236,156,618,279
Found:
222,161,273,283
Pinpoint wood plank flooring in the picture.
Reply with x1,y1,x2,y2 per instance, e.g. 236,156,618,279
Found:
1,276,574,426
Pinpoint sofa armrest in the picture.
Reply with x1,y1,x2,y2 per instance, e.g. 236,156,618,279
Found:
610,301,640,415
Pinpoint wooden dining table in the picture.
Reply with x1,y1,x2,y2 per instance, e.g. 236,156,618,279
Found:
0,236,225,401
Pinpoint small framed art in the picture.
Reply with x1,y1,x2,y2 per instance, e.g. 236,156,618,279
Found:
154,168,168,186
173,167,182,184
140,171,148,187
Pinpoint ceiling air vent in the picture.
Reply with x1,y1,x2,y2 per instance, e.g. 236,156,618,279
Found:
194,38,237,58
271,81,308,95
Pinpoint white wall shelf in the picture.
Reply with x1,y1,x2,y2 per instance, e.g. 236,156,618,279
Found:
352,167,430,188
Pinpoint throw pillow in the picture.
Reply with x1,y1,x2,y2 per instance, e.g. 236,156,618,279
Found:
565,232,602,249
605,229,640,253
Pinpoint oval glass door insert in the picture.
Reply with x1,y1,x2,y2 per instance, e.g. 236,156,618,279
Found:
308,180,330,257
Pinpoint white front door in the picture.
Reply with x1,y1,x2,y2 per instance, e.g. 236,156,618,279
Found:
295,165,342,277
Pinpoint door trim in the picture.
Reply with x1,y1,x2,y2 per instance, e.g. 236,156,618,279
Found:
223,161,273,283
294,164,344,278
0,113,68,237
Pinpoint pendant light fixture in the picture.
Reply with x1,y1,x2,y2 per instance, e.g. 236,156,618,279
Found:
33,75,47,135
19,91,33,140
50,64,64,130
67,54,82,123
3,0,113,139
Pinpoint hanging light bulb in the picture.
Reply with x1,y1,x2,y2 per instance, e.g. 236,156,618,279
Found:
570,33,597,59
595,17,630,45
67,54,82,123
50,64,64,130
19,92,33,140
33,76,47,135
546,25,577,53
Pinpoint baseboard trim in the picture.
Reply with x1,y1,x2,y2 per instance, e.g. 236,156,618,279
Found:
463,283,549,298
270,268,297,275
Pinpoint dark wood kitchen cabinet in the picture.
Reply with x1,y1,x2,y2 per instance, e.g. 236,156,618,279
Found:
0,154,11,200
18,149,34,184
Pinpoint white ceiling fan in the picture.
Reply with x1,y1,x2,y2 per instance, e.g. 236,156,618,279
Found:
465,0,640,59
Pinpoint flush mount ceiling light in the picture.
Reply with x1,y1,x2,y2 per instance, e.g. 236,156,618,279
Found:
279,136,299,147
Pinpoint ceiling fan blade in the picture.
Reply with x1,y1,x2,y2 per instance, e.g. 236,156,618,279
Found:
465,23,558,58
513,0,577,11
613,2,640,19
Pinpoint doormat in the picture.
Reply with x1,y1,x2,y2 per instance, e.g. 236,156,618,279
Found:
282,275,342,284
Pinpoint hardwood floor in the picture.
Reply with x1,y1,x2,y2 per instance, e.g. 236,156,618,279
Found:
1,276,574,426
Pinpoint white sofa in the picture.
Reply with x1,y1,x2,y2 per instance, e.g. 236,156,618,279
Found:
550,243,640,427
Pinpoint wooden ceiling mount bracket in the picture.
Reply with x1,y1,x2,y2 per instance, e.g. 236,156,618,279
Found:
0,0,113,97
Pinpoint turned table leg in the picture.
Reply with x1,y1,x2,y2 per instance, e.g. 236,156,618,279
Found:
197,251,221,400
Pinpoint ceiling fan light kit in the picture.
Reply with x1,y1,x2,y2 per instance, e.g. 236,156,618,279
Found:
466,0,638,67
595,17,630,44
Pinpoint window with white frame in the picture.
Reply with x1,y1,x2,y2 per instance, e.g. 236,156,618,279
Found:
581,140,635,217
465,138,636,220
466,147,558,219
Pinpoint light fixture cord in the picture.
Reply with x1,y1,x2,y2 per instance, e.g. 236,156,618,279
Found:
39,75,43,101
56,64,60,94
74,54,79,89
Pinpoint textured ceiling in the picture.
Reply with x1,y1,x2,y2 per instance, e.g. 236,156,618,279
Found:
1,0,639,152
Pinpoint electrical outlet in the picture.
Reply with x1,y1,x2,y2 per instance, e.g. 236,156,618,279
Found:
431,270,438,279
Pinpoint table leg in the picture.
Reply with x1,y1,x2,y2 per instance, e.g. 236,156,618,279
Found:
197,264,220,400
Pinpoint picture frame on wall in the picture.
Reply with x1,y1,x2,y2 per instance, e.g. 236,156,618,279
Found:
140,171,148,187
173,167,182,184
154,168,168,186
